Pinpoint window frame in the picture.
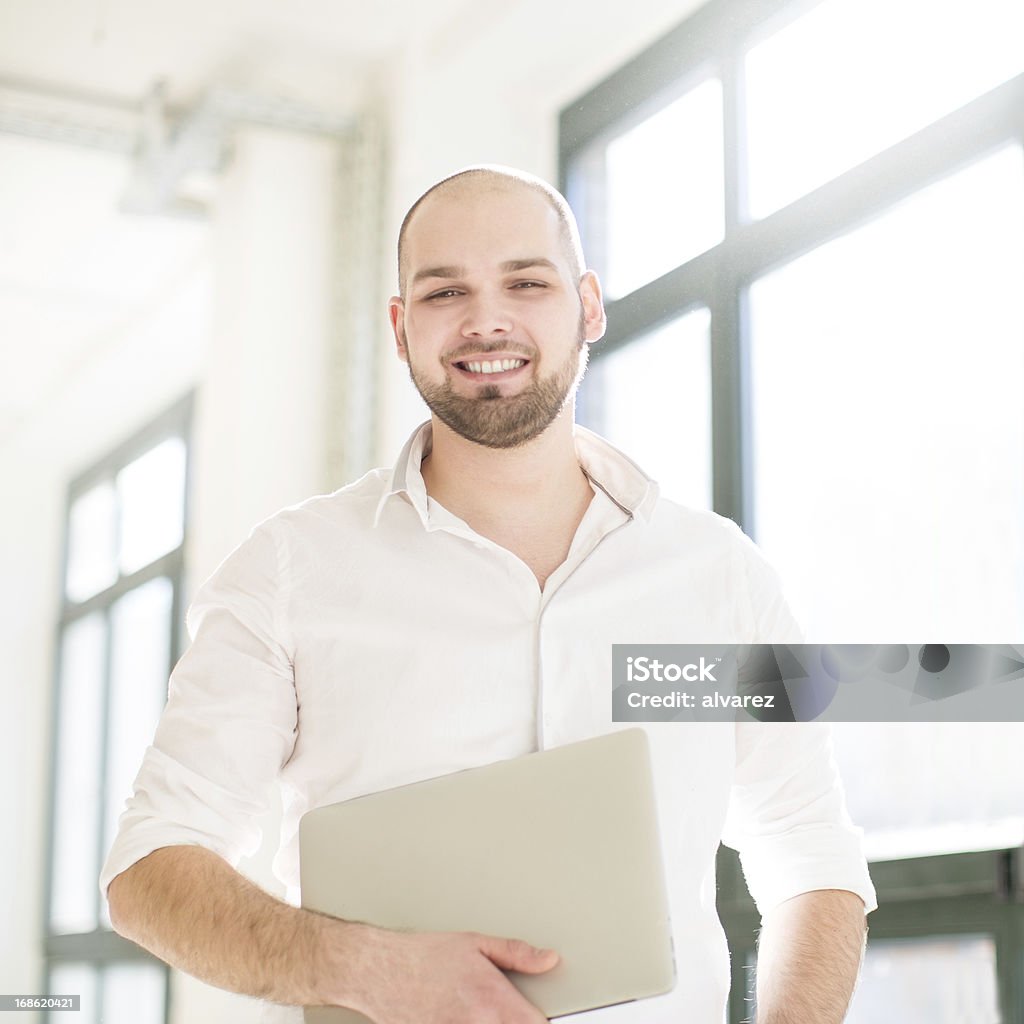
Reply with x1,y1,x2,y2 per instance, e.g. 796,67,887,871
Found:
559,0,1024,534
42,394,194,1020
717,844,1024,1022
560,0,1024,1020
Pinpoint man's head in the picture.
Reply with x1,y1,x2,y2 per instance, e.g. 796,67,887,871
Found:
397,166,586,300
389,166,605,450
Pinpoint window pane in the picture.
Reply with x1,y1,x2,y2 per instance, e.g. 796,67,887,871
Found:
831,722,1024,859
745,0,1024,217
846,934,999,1024
103,577,173,856
749,145,1024,640
65,482,117,603
603,78,724,298
117,436,187,575
50,614,106,934
593,308,712,509
48,963,98,1024
101,962,166,1024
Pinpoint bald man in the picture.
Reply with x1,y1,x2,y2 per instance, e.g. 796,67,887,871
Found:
104,167,874,1024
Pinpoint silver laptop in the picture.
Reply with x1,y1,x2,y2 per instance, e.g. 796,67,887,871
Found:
299,728,675,1022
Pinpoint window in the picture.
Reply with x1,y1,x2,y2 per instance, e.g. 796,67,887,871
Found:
44,396,192,1023
717,846,1020,1024
582,307,713,508
749,146,1024,639
744,0,1024,218
562,0,1024,1019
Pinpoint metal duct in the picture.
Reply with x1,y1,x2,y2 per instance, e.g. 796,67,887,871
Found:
0,77,354,215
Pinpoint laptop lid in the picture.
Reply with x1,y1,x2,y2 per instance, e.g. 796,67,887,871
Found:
299,728,675,1022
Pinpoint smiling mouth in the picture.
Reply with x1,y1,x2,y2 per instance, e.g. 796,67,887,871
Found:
454,358,528,374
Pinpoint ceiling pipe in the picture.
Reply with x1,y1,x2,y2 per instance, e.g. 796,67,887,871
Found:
0,77,354,215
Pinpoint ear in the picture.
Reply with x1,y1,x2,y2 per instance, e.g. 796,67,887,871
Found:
578,271,607,344
388,296,408,363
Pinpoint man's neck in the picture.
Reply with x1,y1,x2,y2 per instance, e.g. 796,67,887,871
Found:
420,410,594,589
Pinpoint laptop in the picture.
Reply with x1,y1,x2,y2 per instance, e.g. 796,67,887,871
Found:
299,728,675,1022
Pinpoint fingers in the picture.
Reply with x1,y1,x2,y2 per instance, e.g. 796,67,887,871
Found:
475,933,560,975
473,964,552,1024
355,928,557,1023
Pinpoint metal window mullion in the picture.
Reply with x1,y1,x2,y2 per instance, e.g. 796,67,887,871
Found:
710,250,745,529
47,930,157,961
67,394,194,504
728,953,754,1024
93,602,115,931
599,247,718,354
89,462,123,936
169,564,185,670
42,611,68,952
558,0,801,163
729,71,1024,287
94,965,105,1024
993,849,1024,1024
561,143,609,286
175,396,194,665
993,906,1023,1024
43,461,82,946
719,39,751,536
59,547,184,626
162,962,172,1024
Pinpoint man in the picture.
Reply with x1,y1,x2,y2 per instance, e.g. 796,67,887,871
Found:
103,166,875,1023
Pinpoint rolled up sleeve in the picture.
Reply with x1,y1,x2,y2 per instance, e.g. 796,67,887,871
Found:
99,521,297,896
721,524,877,917
722,721,877,916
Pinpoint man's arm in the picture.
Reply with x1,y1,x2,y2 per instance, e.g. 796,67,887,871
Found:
107,845,557,1023
754,888,867,1024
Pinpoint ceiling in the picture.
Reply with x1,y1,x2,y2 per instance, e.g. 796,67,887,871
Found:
0,0,480,442
0,0,476,104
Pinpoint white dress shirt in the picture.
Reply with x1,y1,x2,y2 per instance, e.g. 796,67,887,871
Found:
101,422,876,1024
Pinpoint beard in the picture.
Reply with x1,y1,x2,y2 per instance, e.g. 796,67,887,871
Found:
407,320,588,450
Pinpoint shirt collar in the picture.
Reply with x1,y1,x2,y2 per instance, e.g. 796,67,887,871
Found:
373,422,433,528
572,424,659,522
373,420,659,528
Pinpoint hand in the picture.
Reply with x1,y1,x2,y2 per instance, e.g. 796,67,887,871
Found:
338,926,560,1023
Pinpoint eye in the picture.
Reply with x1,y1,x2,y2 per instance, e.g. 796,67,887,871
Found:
511,280,546,290
423,288,462,301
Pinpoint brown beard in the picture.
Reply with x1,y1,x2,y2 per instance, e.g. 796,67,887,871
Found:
407,319,588,450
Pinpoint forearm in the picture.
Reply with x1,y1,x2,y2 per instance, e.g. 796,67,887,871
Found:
107,846,559,1022
106,845,365,1007
754,888,866,1024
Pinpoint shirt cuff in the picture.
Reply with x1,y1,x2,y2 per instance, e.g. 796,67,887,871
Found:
98,747,265,898
735,822,878,917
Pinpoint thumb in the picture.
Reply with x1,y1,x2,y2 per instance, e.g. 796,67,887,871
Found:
477,935,560,974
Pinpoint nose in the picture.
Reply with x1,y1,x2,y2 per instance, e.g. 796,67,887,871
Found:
460,291,513,338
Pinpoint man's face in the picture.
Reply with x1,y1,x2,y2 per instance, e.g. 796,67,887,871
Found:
389,184,605,449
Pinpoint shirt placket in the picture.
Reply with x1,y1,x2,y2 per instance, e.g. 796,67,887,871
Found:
537,493,632,750
422,488,631,754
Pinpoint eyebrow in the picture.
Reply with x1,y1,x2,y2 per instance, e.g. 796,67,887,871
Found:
501,258,559,273
411,257,560,285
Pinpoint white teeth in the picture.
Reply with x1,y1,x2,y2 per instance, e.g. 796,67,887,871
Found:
464,359,525,374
